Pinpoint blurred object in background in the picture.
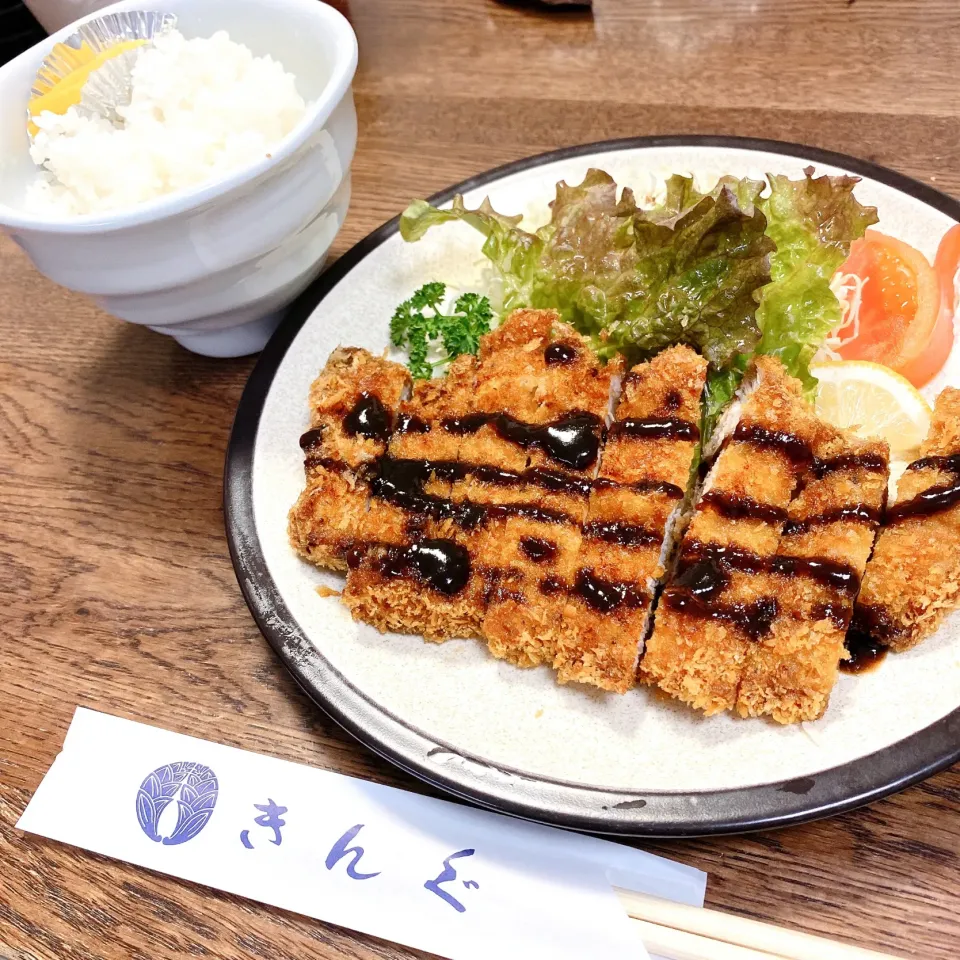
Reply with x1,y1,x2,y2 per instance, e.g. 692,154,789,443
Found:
495,0,592,8
4,1,352,63
22,0,354,34
22,0,112,33
1,1,47,64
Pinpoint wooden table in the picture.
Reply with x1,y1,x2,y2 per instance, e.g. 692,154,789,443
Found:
2,1,958,957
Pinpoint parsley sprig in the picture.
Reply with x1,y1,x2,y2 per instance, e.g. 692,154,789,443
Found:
390,282,493,380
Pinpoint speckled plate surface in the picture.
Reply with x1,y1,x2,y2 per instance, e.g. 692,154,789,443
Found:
225,137,960,837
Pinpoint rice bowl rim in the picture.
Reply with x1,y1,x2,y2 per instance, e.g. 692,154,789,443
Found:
0,0,359,234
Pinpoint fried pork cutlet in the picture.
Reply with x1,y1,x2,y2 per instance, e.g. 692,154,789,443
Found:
851,388,960,653
475,319,618,668
288,347,410,571
342,354,486,640
736,432,889,723
641,357,831,714
553,345,708,693
344,309,584,644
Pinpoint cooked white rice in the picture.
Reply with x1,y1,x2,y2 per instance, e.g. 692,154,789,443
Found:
26,29,308,216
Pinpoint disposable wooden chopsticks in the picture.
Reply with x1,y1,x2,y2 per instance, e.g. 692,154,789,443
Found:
615,888,906,960
632,917,793,960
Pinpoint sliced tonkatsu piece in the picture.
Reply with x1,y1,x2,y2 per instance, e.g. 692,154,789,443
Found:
851,388,960,652
303,346,411,470
288,347,410,571
641,357,831,714
553,345,708,693
736,432,889,723
341,354,487,641
344,309,574,643
450,308,562,475
469,315,618,667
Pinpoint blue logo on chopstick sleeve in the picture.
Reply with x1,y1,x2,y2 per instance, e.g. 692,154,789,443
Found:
136,762,218,846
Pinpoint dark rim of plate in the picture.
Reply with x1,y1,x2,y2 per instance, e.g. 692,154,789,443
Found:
224,135,960,837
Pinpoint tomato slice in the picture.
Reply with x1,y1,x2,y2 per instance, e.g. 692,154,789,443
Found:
907,224,960,379
897,225,958,386
835,230,946,386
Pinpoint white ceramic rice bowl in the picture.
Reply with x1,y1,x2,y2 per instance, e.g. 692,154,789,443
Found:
0,0,358,357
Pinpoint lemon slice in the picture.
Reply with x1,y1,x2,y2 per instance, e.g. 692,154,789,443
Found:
810,360,932,458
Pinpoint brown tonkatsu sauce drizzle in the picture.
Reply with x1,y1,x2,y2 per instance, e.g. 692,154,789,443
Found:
299,426,325,451
345,543,367,569
524,466,593,497
303,455,352,475
343,392,393,442
841,629,888,674
733,423,812,465
395,413,430,434
581,520,659,548
440,412,489,434
592,477,685,500
664,389,683,411
680,541,860,594
666,540,859,641
353,388,702,598
544,342,579,366
468,500,575,528
848,603,896,644
664,589,779,641
699,490,788,525
667,553,779,639
368,458,474,524
672,555,730,599
885,478,960,524
539,576,565,596
386,459,592,498
369,458,574,529
782,504,881,536
811,452,888,479
531,571,648,613
610,417,700,443
467,464,592,498
771,555,861,595
906,453,960,474
519,537,558,562
374,539,471,595
490,410,604,471
573,569,647,614
442,410,603,471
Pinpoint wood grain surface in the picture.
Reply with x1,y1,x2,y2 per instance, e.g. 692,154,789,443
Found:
2,1,958,958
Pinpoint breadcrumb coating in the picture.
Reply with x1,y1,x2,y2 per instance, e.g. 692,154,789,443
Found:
641,357,832,715
852,388,960,652
737,433,889,723
554,345,707,693
288,348,409,570
287,325,945,726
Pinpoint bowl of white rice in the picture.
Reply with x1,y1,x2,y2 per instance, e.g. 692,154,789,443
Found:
0,0,358,357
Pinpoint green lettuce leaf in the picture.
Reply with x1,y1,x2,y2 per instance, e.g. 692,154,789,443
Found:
524,169,642,333
602,180,773,367
755,169,878,391
400,196,541,312
703,363,745,436
698,170,878,443
399,167,877,446
647,173,766,224
400,169,773,368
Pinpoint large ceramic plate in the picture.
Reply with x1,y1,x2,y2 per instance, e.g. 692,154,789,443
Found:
225,137,960,836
